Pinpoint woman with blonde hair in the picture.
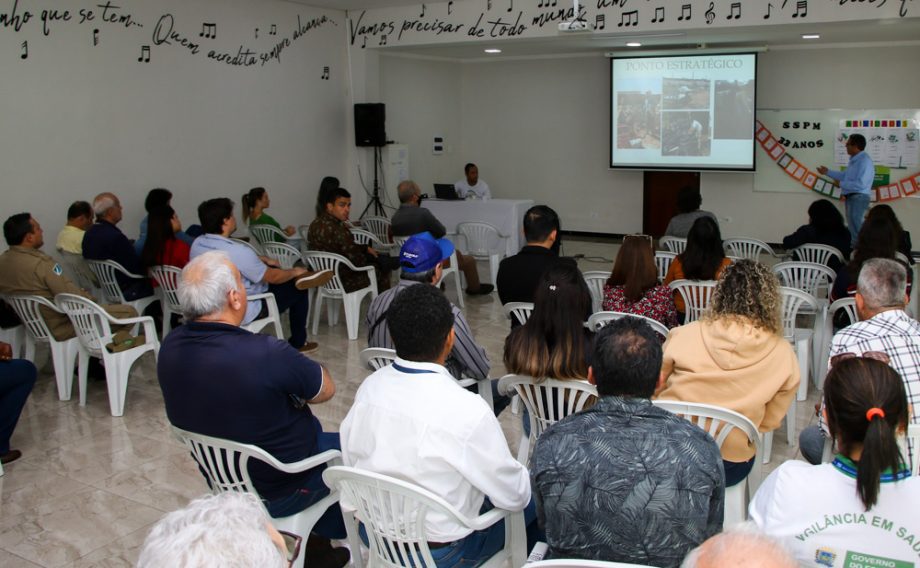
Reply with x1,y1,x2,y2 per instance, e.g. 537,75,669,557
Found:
657,259,799,486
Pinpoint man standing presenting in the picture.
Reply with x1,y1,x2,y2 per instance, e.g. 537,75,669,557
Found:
531,318,724,567
817,133,874,246
454,163,491,200
799,258,920,467
342,284,538,564
391,180,492,295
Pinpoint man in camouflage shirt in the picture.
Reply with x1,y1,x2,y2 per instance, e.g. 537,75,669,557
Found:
308,187,391,293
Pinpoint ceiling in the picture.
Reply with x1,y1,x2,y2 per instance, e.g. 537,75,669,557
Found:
284,0,920,60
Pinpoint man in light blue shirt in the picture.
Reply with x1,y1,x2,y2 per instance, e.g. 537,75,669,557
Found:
818,134,874,246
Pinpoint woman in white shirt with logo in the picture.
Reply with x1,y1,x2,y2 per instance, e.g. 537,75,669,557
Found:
750,355,920,567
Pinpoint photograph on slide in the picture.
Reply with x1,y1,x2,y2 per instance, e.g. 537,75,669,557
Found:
662,111,711,157
616,91,662,150
662,78,710,110
714,79,755,139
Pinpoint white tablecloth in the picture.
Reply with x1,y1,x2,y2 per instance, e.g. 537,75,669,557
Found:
424,199,534,256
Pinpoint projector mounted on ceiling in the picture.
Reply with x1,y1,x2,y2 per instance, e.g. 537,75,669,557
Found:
558,0,590,32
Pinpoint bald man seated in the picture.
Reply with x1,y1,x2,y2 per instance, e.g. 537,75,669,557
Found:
82,192,153,301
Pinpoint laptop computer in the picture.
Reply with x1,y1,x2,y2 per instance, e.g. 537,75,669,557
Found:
433,183,462,200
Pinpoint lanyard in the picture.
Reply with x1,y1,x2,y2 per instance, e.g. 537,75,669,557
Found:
392,363,437,375
831,454,911,482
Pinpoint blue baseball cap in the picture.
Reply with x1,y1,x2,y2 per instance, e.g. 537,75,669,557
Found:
400,232,454,273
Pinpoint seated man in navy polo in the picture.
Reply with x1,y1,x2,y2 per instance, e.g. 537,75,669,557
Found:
82,192,153,301
157,251,348,568
190,197,332,353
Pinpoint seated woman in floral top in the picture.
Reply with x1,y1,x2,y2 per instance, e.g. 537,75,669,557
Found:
602,234,678,329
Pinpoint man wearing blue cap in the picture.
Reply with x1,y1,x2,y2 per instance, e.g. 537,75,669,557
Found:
365,232,508,414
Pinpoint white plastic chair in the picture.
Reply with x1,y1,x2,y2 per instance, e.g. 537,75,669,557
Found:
582,271,608,314
148,265,183,337
723,237,776,261
231,237,263,257
360,216,392,246
654,251,676,283
250,224,288,248
503,302,534,326
171,426,343,568
260,241,303,270
85,259,159,316
0,318,26,359
773,261,836,377
779,286,818,404
359,347,396,371
668,279,717,323
651,400,762,527
56,249,101,297
55,293,159,417
297,225,311,253
302,251,378,341
792,244,845,267
243,293,285,340
815,297,858,391
585,311,669,340
323,465,527,568
658,236,686,254
896,251,910,265
528,560,656,568
349,228,386,249
907,424,920,476
498,375,598,465
457,222,507,286
5,294,80,401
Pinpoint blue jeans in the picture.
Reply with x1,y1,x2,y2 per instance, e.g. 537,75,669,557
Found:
723,457,755,487
0,359,36,454
265,431,346,539
361,498,542,568
266,280,309,349
844,193,870,247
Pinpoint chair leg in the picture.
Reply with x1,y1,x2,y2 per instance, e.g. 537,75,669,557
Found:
450,270,465,309
796,339,810,401
762,431,774,464
516,433,530,465
50,340,76,401
786,400,796,447
343,294,359,341
162,307,173,338
311,293,323,336
489,255,500,286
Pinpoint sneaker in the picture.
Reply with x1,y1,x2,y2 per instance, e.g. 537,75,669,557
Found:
0,449,22,465
466,284,495,295
298,342,319,354
295,270,334,290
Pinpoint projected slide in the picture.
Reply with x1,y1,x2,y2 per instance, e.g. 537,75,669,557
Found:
611,53,757,171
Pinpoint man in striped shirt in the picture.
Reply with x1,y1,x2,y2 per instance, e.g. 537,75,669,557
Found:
365,232,508,414
800,258,920,467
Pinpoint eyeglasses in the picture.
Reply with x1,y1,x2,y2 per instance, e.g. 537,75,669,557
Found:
278,530,303,567
830,351,891,367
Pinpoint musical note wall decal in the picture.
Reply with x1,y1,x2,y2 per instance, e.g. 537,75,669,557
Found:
726,2,740,19
538,0,558,7
379,34,388,46
594,13,606,30
269,24,277,36
321,66,330,80
488,0,492,10
20,40,27,60
678,4,691,21
420,4,426,17
255,27,259,38
199,22,217,39
138,45,150,63
93,28,99,46
361,36,367,48
792,0,807,17
651,6,665,23
448,0,453,14
705,2,715,24
763,3,773,19
508,0,513,13
618,10,638,27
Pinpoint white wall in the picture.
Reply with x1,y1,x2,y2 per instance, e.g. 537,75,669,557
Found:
379,44,920,241
1,0,347,241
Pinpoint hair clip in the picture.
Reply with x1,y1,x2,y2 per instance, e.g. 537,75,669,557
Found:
865,407,885,422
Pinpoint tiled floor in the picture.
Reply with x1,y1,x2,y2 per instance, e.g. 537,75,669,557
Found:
0,238,820,567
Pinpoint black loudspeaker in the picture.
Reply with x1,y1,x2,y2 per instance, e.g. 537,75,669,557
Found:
354,103,386,147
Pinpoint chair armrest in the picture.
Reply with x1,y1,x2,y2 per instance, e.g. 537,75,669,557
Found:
105,314,158,340
467,506,511,531
111,264,147,280
340,258,376,274
262,449,343,475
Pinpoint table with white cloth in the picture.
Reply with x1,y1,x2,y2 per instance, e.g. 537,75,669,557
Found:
423,198,534,256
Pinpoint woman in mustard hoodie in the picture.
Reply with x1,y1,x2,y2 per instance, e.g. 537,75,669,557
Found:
656,259,800,486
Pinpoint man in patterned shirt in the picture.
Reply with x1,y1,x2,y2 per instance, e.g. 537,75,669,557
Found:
307,187,392,293
530,317,724,567
800,257,920,467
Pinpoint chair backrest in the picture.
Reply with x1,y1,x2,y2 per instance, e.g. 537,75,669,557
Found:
772,261,836,300
392,235,410,251
230,237,263,256
361,216,391,244
360,347,397,371
249,224,287,246
654,251,676,282
723,237,774,261
896,251,911,265
828,297,858,328
585,311,669,340
350,228,382,247
659,236,686,254
297,225,311,249
499,375,598,442
323,465,485,568
86,259,131,304
778,287,819,341
503,302,534,326
652,400,763,490
57,249,98,292
457,222,503,256
261,241,302,269
301,252,347,294
907,424,920,476
5,294,60,342
54,293,114,353
793,243,844,267
668,279,717,323
582,271,608,314
148,265,184,313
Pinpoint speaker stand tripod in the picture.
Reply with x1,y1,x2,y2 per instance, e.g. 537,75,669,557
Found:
360,145,386,219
